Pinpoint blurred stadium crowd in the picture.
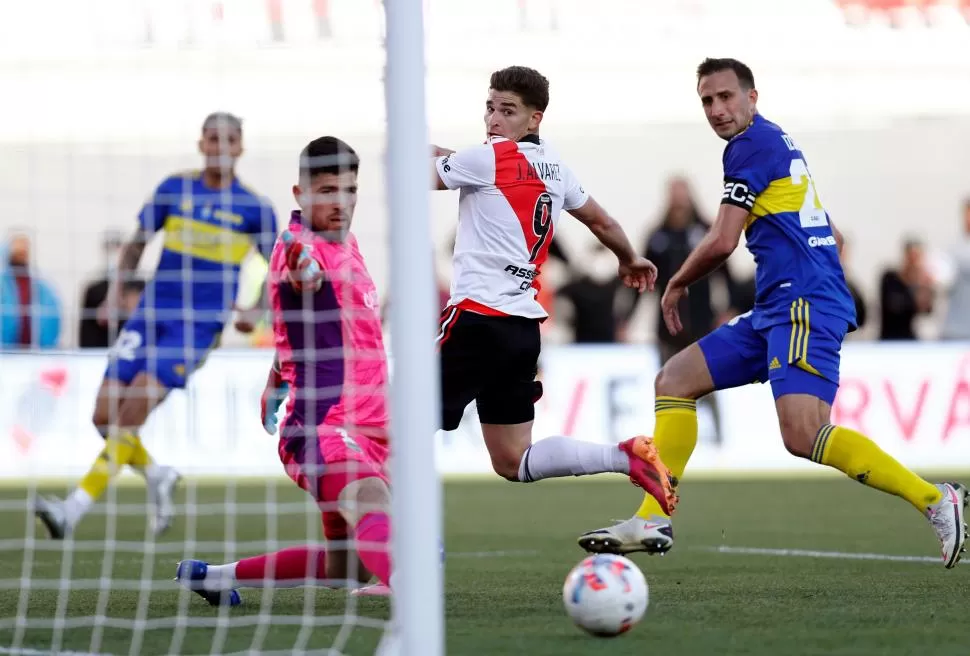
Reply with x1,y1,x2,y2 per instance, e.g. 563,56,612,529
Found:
5,0,970,52
5,180,969,351
2,0,970,351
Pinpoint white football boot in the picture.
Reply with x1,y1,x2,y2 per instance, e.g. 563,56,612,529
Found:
577,516,674,555
926,482,968,569
34,495,69,540
147,466,181,537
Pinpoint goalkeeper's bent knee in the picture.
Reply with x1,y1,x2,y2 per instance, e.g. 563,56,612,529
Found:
336,477,390,527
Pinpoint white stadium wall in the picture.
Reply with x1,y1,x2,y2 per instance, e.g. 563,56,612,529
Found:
2,342,970,480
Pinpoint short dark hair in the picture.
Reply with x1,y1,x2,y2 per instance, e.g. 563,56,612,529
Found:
696,58,756,91
299,136,359,180
202,111,243,134
489,66,550,111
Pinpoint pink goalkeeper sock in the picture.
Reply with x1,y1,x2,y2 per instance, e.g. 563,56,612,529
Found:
235,546,327,585
355,512,391,586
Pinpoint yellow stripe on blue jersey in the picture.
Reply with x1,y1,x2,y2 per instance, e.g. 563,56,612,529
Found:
162,216,253,265
213,209,245,225
746,175,820,229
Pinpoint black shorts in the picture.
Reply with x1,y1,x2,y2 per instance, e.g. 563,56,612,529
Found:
437,307,543,431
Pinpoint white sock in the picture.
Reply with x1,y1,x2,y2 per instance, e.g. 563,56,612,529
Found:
63,489,94,528
201,563,238,592
517,435,630,482
131,463,162,481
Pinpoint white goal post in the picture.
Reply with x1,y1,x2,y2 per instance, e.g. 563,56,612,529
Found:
383,0,445,654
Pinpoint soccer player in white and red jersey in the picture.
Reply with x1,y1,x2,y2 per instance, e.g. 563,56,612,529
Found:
176,136,392,604
430,66,677,514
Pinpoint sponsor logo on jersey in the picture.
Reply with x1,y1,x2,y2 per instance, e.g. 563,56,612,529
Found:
504,264,538,280
807,235,837,248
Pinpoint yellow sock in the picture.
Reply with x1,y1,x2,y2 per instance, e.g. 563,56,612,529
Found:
78,431,137,501
124,432,154,472
635,397,698,520
812,424,942,512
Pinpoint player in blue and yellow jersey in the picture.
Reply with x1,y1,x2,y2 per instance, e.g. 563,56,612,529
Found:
35,112,278,539
578,58,969,568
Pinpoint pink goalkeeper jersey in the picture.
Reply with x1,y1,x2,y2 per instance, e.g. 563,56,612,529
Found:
269,211,389,432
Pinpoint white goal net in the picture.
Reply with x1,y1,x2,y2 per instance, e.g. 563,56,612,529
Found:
0,1,440,654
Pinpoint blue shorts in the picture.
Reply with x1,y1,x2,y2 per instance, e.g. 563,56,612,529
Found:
104,308,222,390
698,304,848,404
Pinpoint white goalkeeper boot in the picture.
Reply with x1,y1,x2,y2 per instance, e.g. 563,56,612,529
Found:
577,516,674,555
926,482,968,569
147,466,181,537
33,495,69,540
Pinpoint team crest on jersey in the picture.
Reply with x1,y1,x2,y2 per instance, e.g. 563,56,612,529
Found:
363,289,379,311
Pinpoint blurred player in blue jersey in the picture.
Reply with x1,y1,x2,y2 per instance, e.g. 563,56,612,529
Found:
578,58,968,568
34,112,279,539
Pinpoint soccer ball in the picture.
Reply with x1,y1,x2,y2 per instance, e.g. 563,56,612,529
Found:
562,554,648,637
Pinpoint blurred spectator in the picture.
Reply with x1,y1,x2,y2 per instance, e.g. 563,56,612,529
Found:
78,230,124,348
839,237,868,331
624,177,735,444
556,242,626,343
879,238,935,340
518,0,559,31
939,199,970,340
314,0,333,39
267,0,285,42
0,232,61,349
624,177,737,361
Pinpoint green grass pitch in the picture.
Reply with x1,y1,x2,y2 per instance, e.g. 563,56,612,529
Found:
0,474,967,655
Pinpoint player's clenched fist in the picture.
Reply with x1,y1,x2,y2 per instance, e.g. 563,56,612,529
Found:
618,256,658,293
281,230,324,293
260,362,289,435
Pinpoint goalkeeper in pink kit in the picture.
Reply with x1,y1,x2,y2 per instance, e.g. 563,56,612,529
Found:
176,136,392,605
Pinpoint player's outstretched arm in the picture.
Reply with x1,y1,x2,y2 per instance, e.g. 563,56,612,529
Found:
568,196,657,292
280,230,325,293
96,227,150,327
661,204,747,335
260,351,288,435
669,203,746,291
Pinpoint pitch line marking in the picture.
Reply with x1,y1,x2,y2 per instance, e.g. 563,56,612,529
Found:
0,649,107,656
448,549,539,559
696,545,953,565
